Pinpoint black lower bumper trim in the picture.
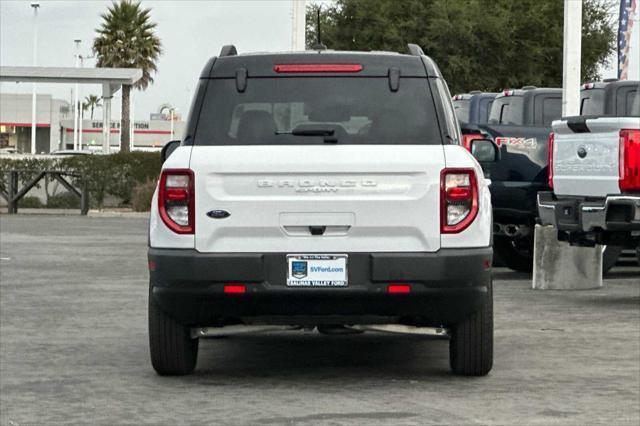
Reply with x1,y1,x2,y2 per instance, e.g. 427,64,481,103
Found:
148,248,492,326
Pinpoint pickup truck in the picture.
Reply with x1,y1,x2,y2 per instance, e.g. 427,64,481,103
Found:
453,91,497,126
453,92,497,150
475,87,563,271
538,80,640,264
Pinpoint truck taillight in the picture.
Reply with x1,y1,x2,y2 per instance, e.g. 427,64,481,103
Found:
441,168,478,233
547,132,555,189
158,169,195,234
619,129,640,192
462,133,484,151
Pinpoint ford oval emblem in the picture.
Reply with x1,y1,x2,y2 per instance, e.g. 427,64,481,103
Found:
577,146,587,159
207,210,230,219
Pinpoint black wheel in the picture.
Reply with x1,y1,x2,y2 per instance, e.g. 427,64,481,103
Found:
449,279,493,376
149,287,198,375
602,245,623,275
493,236,533,272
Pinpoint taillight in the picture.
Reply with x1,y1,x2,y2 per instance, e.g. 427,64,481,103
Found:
547,132,555,189
441,168,479,233
619,129,640,191
462,133,484,151
158,169,194,234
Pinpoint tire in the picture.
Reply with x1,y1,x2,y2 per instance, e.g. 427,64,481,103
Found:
493,236,533,272
602,245,623,275
449,279,493,376
149,287,198,375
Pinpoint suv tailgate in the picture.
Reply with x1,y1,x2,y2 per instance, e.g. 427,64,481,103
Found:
191,145,444,253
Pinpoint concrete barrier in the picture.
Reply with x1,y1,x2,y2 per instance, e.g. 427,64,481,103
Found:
532,224,603,290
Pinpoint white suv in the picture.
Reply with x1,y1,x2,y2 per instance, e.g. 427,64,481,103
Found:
148,44,498,376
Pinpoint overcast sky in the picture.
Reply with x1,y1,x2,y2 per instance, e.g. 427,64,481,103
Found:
0,0,302,120
0,0,637,122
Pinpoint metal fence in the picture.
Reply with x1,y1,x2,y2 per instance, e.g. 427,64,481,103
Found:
1,170,89,215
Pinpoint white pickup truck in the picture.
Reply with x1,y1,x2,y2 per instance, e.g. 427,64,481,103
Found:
538,80,640,264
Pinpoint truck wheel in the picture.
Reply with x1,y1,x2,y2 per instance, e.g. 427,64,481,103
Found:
149,288,198,375
493,236,533,272
602,245,623,275
449,279,493,376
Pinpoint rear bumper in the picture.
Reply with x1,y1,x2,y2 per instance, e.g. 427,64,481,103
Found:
537,191,640,243
148,248,492,327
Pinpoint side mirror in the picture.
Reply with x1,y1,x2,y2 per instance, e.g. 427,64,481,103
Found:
161,140,180,163
470,138,500,163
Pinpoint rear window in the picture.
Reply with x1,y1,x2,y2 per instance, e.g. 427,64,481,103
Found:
536,96,562,126
624,88,639,116
488,96,524,125
630,90,640,117
580,88,605,115
193,77,441,145
452,99,471,123
478,98,494,124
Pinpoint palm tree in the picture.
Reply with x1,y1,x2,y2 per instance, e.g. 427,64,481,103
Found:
93,0,162,152
84,95,102,120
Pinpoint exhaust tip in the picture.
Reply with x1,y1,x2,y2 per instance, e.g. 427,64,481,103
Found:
504,224,520,237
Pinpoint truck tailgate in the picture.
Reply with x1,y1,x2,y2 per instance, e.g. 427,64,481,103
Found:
552,117,640,197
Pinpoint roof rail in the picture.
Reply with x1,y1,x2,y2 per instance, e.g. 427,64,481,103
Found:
521,85,537,90
407,44,425,56
219,45,237,57
469,90,482,94
603,77,619,83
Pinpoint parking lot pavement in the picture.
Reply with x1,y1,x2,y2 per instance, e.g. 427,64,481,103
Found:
0,215,638,426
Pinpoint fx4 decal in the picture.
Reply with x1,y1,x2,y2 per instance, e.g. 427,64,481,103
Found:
495,137,538,150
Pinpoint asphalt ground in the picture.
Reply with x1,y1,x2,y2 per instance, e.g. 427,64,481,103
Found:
0,215,639,426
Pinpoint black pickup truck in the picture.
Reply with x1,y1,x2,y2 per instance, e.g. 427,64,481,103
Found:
473,87,562,271
579,79,640,116
453,92,497,150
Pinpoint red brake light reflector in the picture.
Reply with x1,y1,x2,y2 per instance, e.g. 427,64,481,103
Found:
462,133,484,151
223,285,246,294
447,187,472,200
619,129,640,191
387,284,411,294
273,64,363,73
165,187,188,201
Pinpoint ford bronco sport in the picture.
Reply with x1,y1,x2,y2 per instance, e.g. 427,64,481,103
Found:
148,44,498,376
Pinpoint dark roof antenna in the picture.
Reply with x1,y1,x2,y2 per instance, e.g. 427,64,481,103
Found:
311,7,327,50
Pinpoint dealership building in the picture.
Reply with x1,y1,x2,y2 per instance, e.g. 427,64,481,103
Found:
1,92,184,153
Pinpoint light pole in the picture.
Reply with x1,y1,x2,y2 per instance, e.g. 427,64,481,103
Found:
130,90,135,150
169,108,177,140
72,39,81,151
291,0,306,50
77,53,94,151
30,2,40,154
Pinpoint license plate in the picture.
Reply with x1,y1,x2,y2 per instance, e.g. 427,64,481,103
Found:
286,254,348,287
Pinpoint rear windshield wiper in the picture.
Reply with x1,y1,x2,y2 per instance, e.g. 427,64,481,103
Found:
276,128,334,136
276,127,338,143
